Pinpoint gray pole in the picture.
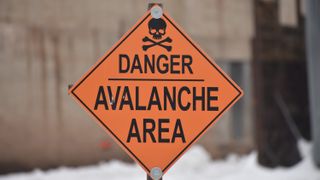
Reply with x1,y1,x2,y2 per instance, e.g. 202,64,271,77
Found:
305,0,320,167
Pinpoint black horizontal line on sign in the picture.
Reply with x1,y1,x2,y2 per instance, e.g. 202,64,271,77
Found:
108,78,205,82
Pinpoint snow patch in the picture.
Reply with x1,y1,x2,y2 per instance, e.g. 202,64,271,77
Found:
0,141,319,180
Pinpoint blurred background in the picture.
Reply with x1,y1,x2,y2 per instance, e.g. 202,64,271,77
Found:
0,0,319,179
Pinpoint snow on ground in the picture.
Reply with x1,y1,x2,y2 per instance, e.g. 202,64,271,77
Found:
1,140,319,180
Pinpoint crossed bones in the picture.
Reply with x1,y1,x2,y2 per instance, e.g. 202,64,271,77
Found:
142,36,172,52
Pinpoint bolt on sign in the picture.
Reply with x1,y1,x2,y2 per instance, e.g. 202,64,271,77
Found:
69,5,243,178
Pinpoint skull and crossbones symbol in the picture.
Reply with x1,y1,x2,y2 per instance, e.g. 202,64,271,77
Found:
142,18,172,52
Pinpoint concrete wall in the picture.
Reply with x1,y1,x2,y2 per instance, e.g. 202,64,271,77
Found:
0,0,254,173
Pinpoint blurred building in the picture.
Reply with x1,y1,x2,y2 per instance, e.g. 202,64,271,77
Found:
0,0,308,174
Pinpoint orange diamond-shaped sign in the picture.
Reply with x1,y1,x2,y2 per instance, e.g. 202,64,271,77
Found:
69,7,242,177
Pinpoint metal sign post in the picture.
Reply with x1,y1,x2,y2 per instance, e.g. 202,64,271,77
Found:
147,3,163,180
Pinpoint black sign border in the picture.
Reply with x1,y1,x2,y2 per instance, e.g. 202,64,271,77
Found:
71,12,242,174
